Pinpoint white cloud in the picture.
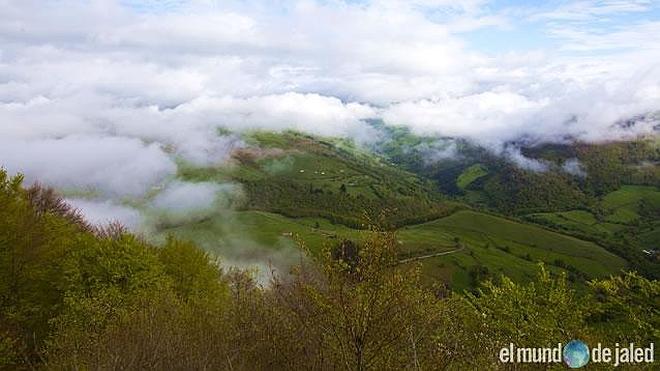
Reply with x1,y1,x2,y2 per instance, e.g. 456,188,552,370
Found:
548,21,660,52
381,58,660,145
166,93,377,138
382,91,548,140
504,146,549,172
67,198,143,229
0,135,176,197
142,180,244,232
562,158,587,178
533,0,652,22
0,0,658,199
151,180,226,213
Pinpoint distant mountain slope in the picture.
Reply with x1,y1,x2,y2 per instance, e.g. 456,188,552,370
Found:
157,129,634,290
148,129,656,289
179,131,460,229
369,122,660,213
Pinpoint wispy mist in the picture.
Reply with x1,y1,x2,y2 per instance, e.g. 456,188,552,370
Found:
1,0,659,270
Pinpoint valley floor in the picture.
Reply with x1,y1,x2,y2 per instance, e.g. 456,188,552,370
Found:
161,208,627,291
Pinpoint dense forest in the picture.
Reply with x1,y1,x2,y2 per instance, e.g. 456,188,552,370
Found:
1,169,658,369
371,122,659,213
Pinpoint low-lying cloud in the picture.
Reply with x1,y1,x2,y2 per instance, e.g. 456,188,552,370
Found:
66,198,143,230
503,146,550,172
1,1,659,269
0,135,176,197
1,2,658,157
147,181,243,227
562,158,587,178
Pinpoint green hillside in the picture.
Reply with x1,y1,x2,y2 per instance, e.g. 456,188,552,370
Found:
456,164,488,190
159,208,628,291
400,211,627,290
147,130,660,290
370,123,659,213
367,125,659,277
178,131,458,229
526,185,660,278
159,210,361,255
530,186,660,236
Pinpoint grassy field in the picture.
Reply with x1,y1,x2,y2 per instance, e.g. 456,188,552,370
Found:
640,223,660,249
526,185,660,249
601,185,660,210
456,164,488,190
527,210,619,238
400,211,627,290
601,185,660,225
157,209,627,291
160,131,643,290
178,131,457,228
159,211,360,255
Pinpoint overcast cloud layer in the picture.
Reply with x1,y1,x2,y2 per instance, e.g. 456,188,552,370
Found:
1,0,659,229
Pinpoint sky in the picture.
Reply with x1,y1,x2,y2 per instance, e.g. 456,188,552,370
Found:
0,0,659,228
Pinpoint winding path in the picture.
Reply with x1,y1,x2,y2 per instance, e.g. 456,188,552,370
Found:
397,245,465,265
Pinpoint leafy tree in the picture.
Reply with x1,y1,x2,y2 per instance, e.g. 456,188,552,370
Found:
268,230,444,370
588,272,660,344
158,237,228,303
437,267,592,369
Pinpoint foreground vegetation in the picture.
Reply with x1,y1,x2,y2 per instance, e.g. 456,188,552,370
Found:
1,170,658,369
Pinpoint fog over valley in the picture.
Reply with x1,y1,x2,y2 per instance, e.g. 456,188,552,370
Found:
1,0,659,254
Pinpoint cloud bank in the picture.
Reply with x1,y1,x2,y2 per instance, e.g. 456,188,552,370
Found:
0,0,659,229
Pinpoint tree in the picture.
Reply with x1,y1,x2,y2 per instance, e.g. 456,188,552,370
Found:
270,229,444,370
437,266,593,369
588,272,660,344
158,237,228,303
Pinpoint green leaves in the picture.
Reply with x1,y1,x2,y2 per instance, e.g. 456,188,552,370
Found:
1,168,658,370
0,169,231,367
588,272,660,343
158,237,228,303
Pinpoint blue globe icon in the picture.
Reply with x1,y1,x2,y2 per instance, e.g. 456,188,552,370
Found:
563,340,590,368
